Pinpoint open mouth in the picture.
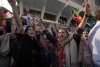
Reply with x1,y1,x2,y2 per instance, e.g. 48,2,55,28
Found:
85,36,88,37
30,32,34,35
59,36,64,40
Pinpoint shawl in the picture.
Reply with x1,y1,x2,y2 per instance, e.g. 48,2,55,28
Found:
15,34,41,67
39,34,56,53
78,38,92,66
0,33,10,56
59,33,78,67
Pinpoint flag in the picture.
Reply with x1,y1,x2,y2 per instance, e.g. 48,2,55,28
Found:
72,14,83,24
70,6,79,15
70,6,82,24
0,13,11,28
3,12,13,19
79,11,96,28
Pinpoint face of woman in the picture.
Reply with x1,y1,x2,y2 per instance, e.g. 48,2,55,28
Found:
58,29,68,42
27,27,35,37
82,31,88,40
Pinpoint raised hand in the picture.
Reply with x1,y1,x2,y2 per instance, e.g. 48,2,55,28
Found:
83,3,91,16
78,3,91,29
38,19,46,30
8,0,23,33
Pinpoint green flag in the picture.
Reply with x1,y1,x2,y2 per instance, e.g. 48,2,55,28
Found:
69,6,79,15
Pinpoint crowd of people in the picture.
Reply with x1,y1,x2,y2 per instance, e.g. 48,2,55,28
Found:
0,0,100,67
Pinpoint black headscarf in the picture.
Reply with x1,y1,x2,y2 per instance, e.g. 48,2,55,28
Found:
15,34,41,67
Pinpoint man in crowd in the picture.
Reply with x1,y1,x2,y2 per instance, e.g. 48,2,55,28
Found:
88,7,100,67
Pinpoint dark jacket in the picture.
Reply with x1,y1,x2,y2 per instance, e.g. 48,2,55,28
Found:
15,34,41,67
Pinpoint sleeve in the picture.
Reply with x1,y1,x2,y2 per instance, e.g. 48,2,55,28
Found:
35,31,43,41
43,30,57,47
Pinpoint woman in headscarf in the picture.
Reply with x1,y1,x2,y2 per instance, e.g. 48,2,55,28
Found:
8,0,41,67
39,3,91,67
78,29,93,67
15,26,41,67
